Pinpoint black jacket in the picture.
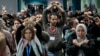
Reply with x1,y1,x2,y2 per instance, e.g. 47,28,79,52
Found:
66,34,98,56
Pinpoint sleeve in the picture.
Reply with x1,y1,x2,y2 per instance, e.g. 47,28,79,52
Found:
66,37,79,55
81,39,95,50
4,30,14,53
16,25,25,44
42,9,50,30
6,45,11,56
60,11,66,26
80,39,97,56
35,23,42,41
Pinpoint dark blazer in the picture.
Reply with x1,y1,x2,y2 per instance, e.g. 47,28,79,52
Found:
66,34,98,56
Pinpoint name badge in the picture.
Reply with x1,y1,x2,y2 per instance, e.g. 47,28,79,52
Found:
50,36,55,40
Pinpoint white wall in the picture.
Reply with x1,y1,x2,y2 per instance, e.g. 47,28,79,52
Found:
67,0,72,10
96,0,100,13
0,0,18,14
81,0,90,11
20,0,26,11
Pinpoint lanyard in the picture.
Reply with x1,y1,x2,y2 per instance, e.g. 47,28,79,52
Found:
26,44,32,56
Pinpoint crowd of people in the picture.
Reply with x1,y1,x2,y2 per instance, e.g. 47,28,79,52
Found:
0,1,100,56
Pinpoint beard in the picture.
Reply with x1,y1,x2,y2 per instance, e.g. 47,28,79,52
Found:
51,23,57,26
